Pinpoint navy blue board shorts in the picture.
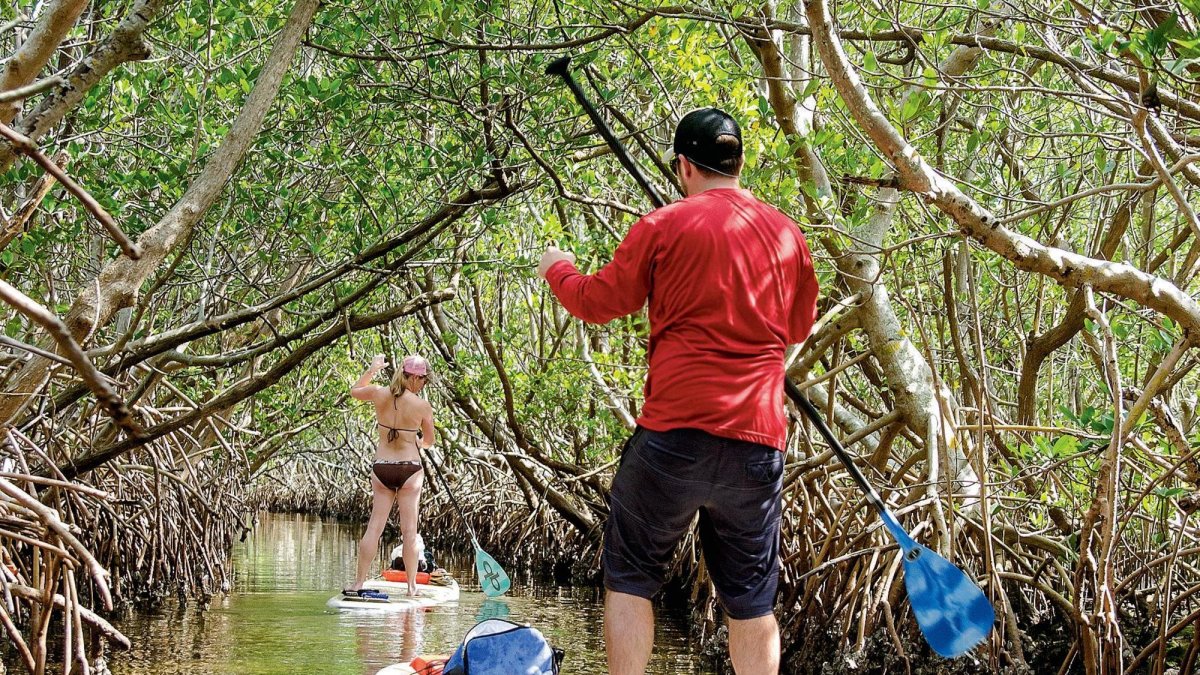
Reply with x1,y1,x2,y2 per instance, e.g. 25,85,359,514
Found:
603,427,784,620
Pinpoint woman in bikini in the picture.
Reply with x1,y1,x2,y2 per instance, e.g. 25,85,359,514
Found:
344,353,435,599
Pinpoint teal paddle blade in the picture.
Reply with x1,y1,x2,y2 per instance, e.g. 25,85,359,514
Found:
473,538,511,598
881,511,995,658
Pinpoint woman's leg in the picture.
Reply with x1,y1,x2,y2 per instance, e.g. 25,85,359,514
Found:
395,471,424,596
351,474,397,590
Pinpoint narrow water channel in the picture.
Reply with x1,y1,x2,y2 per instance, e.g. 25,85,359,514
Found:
109,513,716,674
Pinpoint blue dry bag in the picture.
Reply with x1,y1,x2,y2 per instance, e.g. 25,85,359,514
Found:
443,618,563,675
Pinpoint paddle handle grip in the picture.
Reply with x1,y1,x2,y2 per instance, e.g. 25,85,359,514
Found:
784,378,889,516
545,56,668,210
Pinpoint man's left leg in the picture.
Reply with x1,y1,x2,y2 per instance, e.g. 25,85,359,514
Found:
728,613,780,675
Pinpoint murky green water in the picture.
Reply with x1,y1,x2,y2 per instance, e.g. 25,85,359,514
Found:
110,513,716,674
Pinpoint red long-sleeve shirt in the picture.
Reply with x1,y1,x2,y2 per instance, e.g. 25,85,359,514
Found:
546,188,819,450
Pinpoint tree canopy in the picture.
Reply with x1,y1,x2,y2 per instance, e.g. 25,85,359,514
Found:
4,0,1200,672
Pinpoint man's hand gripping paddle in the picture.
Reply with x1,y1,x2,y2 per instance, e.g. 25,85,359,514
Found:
544,55,995,658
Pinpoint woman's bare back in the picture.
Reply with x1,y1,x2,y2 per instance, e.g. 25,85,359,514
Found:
373,390,432,461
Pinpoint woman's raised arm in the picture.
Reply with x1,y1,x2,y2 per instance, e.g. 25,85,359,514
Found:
350,354,386,401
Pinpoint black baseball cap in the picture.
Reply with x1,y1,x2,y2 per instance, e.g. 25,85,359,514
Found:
672,107,743,176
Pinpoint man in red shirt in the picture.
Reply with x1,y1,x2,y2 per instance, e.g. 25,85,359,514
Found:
538,108,818,675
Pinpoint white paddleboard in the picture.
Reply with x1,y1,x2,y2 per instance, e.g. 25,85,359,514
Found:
326,578,459,611
376,656,448,675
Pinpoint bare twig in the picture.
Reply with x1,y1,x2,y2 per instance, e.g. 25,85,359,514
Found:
0,122,140,260
0,77,65,104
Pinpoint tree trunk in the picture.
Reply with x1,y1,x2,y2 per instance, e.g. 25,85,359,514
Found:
806,0,1200,347
0,0,172,173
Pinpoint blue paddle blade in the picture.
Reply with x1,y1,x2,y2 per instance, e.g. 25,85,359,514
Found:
474,541,511,598
879,510,994,657
900,542,995,658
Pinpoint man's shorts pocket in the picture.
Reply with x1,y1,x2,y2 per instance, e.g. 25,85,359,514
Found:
638,432,697,467
745,455,783,484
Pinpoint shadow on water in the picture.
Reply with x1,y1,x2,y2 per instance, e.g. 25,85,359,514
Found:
109,512,716,674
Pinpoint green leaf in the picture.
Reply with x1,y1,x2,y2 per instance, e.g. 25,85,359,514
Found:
1145,13,1180,57
798,77,821,101
1128,40,1155,68
1080,407,1096,426
1051,435,1079,458
1111,316,1129,340
1091,412,1115,435
1165,57,1200,76
900,91,928,121
864,50,878,71
922,66,939,89
965,131,983,155
1153,486,1189,498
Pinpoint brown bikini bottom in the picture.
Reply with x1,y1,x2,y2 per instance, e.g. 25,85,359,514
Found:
373,460,423,490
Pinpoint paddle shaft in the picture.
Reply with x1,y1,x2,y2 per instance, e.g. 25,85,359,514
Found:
421,446,511,597
545,57,668,209
544,56,887,516
420,446,481,545
784,379,889,515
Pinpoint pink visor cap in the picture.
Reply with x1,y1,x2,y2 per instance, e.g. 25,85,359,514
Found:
402,355,429,376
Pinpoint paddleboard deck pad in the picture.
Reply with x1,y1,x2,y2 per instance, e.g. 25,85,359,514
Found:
338,593,390,604
326,578,459,611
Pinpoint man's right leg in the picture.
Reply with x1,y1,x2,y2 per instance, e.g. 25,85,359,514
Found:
603,428,711,673
605,590,655,675
698,439,784,674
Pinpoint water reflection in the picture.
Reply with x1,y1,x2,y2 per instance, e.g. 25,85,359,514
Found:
109,513,714,674
475,599,511,622
350,608,428,671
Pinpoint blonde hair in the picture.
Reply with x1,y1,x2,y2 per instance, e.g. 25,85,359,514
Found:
388,355,430,397
388,370,422,398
